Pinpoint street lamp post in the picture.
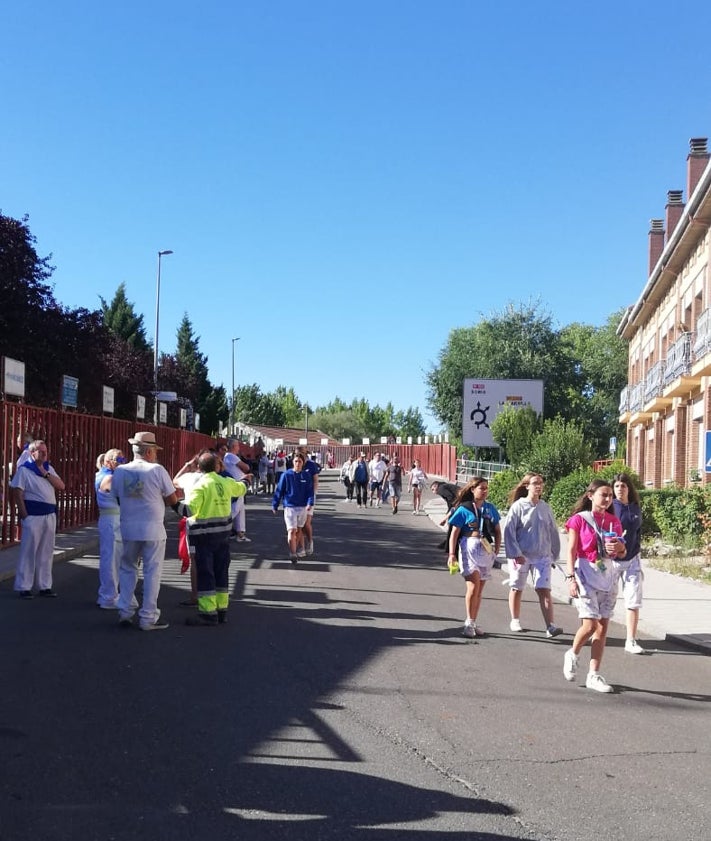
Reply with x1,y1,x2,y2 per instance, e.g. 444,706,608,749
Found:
230,337,240,434
153,249,173,424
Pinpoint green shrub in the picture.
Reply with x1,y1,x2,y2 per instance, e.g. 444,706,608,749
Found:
486,469,522,512
547,467,596,522
638,490,659,537
643,485,711,546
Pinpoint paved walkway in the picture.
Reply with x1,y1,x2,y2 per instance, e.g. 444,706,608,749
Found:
2,476,710,653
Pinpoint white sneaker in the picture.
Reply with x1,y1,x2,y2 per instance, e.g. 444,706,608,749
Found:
563,648,579,681
546,624,563,638
509,618,523,632
625,639,645,655
586,672,614,693
461,623,476,639
305,541,314,556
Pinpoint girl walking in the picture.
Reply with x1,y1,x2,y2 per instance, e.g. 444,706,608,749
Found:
447,477,502,638
563,478,626,693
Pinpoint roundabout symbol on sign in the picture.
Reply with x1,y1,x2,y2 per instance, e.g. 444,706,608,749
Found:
470,401,490,429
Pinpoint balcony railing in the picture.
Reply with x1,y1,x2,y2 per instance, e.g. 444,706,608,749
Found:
643,360,666,403
619,385,629,414
628,381,645,413
693,307,711,361
663,333,692,384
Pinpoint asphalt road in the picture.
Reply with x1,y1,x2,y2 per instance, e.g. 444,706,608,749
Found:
2,473,710,841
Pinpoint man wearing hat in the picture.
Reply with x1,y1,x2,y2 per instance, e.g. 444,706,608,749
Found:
111,431,178,631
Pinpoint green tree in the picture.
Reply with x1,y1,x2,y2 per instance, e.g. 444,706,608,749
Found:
100,282,151,352
426,301,570,437
393,406,427,439
309,408,365,441
490,405,541,469
233,383,286,426
559,310,628,455
272,386,305,427
199,384,229,435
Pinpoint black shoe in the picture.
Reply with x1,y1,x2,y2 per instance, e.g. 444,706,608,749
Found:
118,617,133,628
178,598,199,607
185,614,219,627
19,590,34,600
38,589,58,598
217,610,228,624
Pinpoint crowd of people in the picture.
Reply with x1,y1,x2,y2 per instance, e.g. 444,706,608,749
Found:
8,433,647,686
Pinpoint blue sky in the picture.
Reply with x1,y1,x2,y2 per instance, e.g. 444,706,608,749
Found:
3,2,711,431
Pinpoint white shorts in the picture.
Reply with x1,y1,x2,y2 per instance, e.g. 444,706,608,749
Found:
612,555,643,610
507,556,552,591
458,536,495,580
284,506,308,531
574,559,616,619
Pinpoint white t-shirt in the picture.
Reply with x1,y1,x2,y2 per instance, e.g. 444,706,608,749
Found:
111,457,175,541
369,459,387,482
223,452,246,481
409,467,427,488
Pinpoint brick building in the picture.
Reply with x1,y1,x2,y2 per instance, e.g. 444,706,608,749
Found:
618,137,711,487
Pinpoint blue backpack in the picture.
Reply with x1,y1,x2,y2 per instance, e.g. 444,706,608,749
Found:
355,462,368,483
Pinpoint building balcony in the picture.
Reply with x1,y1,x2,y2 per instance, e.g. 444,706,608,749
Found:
618,385,630,422
692,308,711,377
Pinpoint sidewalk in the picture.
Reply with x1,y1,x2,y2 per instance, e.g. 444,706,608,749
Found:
422,496,711,654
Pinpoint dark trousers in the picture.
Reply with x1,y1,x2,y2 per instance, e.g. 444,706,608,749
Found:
192,532,231,610
355,480,368,506
344,478,354,500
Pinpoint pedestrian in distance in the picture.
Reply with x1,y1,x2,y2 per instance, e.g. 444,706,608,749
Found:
182,452,249,626
612,472,645,655
10,440,65,599
368,452,387,507
349,453,369,509
407,459,428,515
384,455,404,513
503,473,563,637
447,477,502,638
272,452,314,565
111,431,178,631
563,478,626,693
341,455,354,502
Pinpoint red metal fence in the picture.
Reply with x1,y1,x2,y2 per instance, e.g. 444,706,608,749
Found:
1,400,214,548
328,443,457,482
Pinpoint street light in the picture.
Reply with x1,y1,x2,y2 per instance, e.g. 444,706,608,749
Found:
230,337,240,434
153,249,173,424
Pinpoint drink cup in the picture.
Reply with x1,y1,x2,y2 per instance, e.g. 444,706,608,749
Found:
603,531,619,557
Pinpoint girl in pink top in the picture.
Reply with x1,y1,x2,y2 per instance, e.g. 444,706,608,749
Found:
562,478,626,694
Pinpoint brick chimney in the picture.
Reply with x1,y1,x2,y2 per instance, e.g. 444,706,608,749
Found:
665,190,685,243
648,219,665,276
687,137,710,198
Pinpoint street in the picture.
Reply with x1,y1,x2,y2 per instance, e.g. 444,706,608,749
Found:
1,472,710,841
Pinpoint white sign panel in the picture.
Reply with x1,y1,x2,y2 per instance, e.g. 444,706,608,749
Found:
462,379,544,447
3,356,25,397
136,395,146,419
194,412,200,431
102,386,115,414
159,402,167,424
179,408,187,428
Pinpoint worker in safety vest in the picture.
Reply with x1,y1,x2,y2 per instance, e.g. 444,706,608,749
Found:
182,451,251,626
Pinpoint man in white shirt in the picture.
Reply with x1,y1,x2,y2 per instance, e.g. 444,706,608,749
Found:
223,439,252,541
368,452,387,507
111,431,177,631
